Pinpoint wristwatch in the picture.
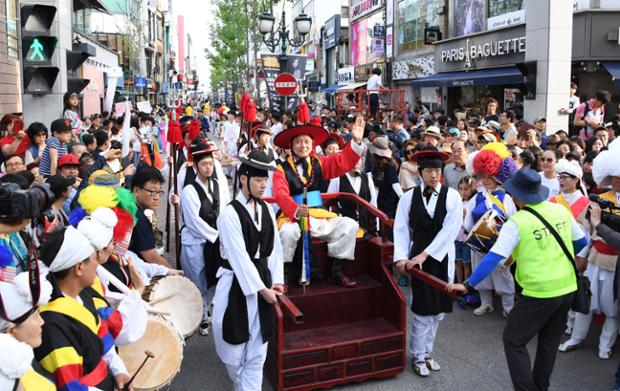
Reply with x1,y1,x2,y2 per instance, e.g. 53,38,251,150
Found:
463,280,475,295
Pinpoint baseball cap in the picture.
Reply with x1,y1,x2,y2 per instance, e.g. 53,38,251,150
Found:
448,127,460,137
50,118,73,133
534,117,546,123
46,174,76,198
58,154,80,168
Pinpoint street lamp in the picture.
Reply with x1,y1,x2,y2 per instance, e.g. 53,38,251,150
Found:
259,7,312,110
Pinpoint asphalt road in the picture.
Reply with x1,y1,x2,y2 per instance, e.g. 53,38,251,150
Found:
157,165,616,391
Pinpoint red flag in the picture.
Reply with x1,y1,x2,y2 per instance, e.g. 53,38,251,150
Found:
297,100,310,124
188,120,201,141
240,92,250,114
244,99,256,123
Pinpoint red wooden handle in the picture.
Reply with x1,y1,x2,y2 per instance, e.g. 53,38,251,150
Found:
277,294,304,324
407,266,456,299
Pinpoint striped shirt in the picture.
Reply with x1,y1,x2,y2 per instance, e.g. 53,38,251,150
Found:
39,136,67,176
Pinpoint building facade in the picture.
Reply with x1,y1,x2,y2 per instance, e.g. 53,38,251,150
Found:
0,0,21,114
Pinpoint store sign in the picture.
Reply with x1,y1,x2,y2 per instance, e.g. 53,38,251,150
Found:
435,25,527,72
488,9,525,31
393,54,435,81
386,26,393,59
350,0,383,22
354,63,385,82
373,25,385,37
337,66,355,85
371,39,384,55
323,15,340,50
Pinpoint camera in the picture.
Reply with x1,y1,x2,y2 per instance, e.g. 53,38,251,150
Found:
0,183,53,223
589,194,620,232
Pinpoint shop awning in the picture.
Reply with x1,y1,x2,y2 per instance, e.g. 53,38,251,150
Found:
601,62,620,90
322,84,345,94
412,67,525,88
337,82,367,91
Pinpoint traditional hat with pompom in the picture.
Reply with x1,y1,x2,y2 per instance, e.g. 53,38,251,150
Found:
472,142,517,184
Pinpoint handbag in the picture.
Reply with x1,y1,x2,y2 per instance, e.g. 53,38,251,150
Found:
523,207,591,314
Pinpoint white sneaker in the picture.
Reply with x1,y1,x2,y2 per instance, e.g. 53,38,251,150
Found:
599,350,612,360
198,320,211,336
412,360,430,377
558,339,582,352
424,356,440,371
502,310,509,318
564,325,573,335
473,303,495,316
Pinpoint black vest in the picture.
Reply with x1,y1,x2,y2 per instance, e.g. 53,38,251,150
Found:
278,156,327,197
408,185,452,316
191,178,220,228
222,199,275,345
339,173,372,231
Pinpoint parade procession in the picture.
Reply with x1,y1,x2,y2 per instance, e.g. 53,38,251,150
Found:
4,0,620,390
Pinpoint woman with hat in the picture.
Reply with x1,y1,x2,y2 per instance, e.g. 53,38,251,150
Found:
213,149,284,391
369,136,402,221
559,141,620,359
272,117,365,287
448,167,588,391
464,143,518,317
393,146,463,377
321,132,345,156
0,267,55,390
548,159,590,341
180,141,230,336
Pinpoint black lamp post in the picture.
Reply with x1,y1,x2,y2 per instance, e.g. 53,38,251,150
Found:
259,7,312,110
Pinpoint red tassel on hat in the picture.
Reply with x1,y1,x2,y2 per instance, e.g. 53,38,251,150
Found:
188,120,201,141
244,99,257,123
311,116,322,127
297,100,310,124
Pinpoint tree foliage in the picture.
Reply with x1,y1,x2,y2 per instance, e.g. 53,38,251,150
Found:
207,0,263,92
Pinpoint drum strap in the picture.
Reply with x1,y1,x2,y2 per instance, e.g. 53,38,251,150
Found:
488,193,506,217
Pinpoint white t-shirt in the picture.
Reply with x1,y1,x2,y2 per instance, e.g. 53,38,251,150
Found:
539,172,560,197
367,74,382,95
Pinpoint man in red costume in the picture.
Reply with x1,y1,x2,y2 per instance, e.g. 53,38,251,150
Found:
272,117,365,287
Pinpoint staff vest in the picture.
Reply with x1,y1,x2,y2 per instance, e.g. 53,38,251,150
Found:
510,201,577,298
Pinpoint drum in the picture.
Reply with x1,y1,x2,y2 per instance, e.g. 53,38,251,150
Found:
143,275,203,338
465,209,504,254
119,315,183,391
464,209,513,267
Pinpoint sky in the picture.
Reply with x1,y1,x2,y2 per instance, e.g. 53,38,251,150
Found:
174,0,214,90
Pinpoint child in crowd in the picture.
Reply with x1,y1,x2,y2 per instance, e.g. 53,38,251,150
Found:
456,175,476,284
39,119,73,177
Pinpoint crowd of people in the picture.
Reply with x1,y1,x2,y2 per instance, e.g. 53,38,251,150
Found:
0,82,620,391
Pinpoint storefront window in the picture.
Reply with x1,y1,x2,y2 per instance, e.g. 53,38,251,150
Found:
5,0,18,59
397,0,441,54
351,11,385,66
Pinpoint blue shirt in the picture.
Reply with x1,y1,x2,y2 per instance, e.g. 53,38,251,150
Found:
39,136,67,176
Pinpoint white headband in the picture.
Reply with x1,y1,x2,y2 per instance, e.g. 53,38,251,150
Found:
49,227,96,273
0,266,52,330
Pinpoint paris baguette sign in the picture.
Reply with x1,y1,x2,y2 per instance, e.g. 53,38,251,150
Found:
435,25,527,72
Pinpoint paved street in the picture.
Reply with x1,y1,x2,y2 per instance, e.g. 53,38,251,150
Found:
156,169,616,391
169,295,616,390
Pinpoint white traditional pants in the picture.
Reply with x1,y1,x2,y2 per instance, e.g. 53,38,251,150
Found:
409,313,445,362
567,263,618,353
279,216,358,263
472,251,515,313
213,270,267,391
180,243,214,321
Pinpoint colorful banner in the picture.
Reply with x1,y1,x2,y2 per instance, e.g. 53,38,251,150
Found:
351,19,368,66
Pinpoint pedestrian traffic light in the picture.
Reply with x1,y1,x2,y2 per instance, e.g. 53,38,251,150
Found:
20,4,59,95
66,42,96,94
517,61,537,100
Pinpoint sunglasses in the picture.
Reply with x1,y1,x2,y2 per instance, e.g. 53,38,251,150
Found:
406,149,415,154
557,174,576,181
542,157,555,162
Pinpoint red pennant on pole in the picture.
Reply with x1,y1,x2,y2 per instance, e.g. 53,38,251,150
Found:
297,100,310,124
244,99,256,123
240,92,250,114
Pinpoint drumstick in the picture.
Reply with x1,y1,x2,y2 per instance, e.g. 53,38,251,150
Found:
96,266,170,315
124,350,155,390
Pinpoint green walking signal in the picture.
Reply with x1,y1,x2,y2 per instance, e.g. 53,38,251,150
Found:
28,38,45,61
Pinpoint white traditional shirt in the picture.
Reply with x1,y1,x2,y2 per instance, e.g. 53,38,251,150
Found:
393,182,463,282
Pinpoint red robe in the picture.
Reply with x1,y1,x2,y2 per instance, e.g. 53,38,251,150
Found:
273,142,361,221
